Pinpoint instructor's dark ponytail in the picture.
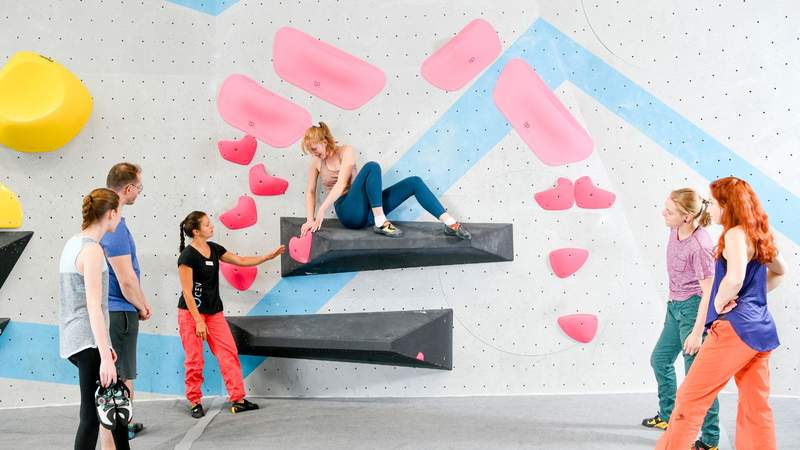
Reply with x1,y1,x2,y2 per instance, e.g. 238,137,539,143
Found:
179,211,206,252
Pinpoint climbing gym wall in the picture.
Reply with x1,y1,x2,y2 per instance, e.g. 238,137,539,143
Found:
1,1,799,407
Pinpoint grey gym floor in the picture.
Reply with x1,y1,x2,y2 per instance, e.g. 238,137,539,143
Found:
0,393,797,449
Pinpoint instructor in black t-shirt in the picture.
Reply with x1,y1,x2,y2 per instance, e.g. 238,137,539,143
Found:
177,210,284,418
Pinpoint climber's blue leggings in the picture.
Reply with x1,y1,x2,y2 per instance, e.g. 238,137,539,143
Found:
334,161,446,229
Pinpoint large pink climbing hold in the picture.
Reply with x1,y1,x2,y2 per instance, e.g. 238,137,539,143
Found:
493,59,593,166
217,74,312,148
557,314,598,344
219,261,258,291
574,176,616,209
289,233,313,264
421,19,501,91
272,27,386,110
219,195,257,230
218,134,257,165
534,178,574,211
249,164,288,196
549,248,589,278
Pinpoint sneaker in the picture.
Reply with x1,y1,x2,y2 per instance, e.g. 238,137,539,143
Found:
190,403,205,419
373,221,403,238
443,223,471,240
692,440,718,450
95,383,118,430
641,413,669,430
128,422,144,440
231,398,260,414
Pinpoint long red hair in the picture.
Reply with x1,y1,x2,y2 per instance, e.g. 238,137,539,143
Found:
710,177,776,264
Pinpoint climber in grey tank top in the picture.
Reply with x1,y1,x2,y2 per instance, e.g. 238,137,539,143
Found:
58,235,111,358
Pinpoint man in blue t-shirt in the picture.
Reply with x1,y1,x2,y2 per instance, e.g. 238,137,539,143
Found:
100,162,152,441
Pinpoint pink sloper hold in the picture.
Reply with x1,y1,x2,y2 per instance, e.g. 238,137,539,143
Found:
534,178,574,210
493,59,593,166
289,233,313,264
219,195,257,230
557,314,598,344
218,134,257,165
574,176,616,209
549,248,589,278
219,261,258,291
421,19,501,91
217,74,312,148
273,27,386,110
249,163,288,196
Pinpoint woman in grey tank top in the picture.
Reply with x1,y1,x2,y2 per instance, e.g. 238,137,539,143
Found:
58,188,130,449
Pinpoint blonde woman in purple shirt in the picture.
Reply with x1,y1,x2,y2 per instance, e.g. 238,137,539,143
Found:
641,189,720,450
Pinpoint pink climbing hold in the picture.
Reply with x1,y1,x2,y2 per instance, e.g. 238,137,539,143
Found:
289,233,313,264
219,195,257,230
534,178,575,211
493,59,593,166
421,19,501,91
574,176,616,209
218,134,257,165
249,164,288,196
557,314,598,344
272,27,386,110
217,74,312,148
219,261,258,291
416,352,425,361
548,248,589,278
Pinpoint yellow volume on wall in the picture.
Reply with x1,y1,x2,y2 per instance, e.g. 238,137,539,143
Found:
0,182,23,228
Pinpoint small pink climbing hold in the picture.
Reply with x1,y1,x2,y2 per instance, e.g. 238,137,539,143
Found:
289,233,313,264
557,314,598,344
493,58,593,166
416,352,425,361
219,261,258,291
549,248,589,278
574,176,616,209
249,163,289,196
219,195,257,230
534,178,575,210
218,134,257,165
421,19,501,91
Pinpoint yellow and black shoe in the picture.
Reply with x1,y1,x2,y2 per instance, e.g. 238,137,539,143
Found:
692,440,718,450
231,398,260,414
641,413,669,430
373,221,403,238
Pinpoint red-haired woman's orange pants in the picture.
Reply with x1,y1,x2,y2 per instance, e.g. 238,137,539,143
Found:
656,320,775,450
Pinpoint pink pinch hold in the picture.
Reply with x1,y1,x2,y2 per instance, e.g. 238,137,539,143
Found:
534,177,575,211
272,27,386,110
574,176,616,209
416,352,425,361
219,195,258,230
219,261,258,291
217,134,257,165
249,163,289,196
493,59,593,166
421,19,501,91
548,248,589,278
217,74,312,148
557,314,598,344
289,233,313,264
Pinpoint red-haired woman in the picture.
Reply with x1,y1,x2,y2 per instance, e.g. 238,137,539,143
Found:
656,177,787,450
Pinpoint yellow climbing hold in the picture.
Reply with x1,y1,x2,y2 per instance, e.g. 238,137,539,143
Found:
0,51,93,152
0,182,23,228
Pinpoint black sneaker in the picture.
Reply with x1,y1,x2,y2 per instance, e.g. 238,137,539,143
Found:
128,422,144,440
692,440,718,450
190,403,205,419
443,223,471,240
231,398,260,414
641,413,669,430
373,221,403,237
95,383,118,430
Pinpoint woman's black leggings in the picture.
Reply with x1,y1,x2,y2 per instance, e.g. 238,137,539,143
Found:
68,347,130,450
